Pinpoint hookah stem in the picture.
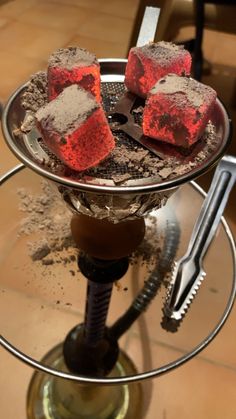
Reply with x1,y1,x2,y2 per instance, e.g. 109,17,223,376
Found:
84,279,113,346
110,220,180,340
79,255,129,347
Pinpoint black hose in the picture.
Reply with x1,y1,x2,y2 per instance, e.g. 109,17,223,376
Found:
110,219,180,340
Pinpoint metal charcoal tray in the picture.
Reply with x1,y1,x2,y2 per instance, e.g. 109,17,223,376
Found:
2,59,232,196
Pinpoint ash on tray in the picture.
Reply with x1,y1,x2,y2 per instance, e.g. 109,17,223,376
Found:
130,215,162,271
20,72,220,185
22,71,48,113
17,181,76,270
17,182,164,274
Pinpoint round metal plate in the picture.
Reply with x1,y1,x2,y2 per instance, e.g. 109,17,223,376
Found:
1,59,232,195
0,165,235,385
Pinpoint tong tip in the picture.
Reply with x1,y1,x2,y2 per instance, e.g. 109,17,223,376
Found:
161,263,206,329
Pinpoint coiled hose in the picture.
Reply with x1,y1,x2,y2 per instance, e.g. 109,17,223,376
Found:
109,217,180,340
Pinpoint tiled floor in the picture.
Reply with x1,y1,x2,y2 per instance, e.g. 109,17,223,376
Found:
0,1,236,418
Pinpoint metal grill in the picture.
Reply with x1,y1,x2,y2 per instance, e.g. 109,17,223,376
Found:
80,81,162,182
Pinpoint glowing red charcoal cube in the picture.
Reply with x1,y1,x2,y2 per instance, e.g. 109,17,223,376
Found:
125,42,192,98
36,85,115,171
143,74,217,147
48,47,101,102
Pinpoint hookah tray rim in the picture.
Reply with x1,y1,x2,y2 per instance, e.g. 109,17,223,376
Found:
1,59,232,195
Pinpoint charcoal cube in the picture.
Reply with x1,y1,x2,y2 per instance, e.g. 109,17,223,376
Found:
48,47,101,102
143,74,217,147
125,41,192,98
36,85,115,171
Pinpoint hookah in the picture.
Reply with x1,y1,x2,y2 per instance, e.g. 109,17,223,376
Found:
1,7,236,419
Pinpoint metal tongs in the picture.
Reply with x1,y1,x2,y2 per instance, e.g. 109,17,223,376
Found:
164,155,236,323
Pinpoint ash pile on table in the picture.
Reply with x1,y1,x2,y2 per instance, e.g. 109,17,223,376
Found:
17,181,76,268
17,182,165,274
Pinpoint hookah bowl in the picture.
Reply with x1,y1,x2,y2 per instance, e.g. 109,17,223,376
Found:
1,59,234,419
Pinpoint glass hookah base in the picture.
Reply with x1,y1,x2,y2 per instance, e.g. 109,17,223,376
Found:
26,343,142,419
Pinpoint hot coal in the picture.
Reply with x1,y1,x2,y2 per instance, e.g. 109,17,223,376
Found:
48,47,101,102
35,84,115,171
125,41,191,98
143,74,217,147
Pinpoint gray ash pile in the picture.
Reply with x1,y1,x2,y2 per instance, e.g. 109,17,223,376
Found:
17,182,165,273
17,181,75,267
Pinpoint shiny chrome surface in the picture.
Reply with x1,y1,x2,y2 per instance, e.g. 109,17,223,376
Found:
164,155,236,323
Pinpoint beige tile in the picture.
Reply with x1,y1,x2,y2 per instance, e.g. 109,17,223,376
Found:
201,29,236,69
0,50,45,100
202,27,235,69
0,15,10,29
209,32,236,67
148,357,236,419
50,0,139,18
173,27,236,78
0,21,75,60
75,13,134,45
17,2,89,31
66,34,128,58
127,336,236,419
201,303,236,367
0,0,37,18
203,29,222,63
0,350,32,419
173,25,195,43
49,0,139,19
48,0,104,11
125,324,174,374
51,0,139,19
98,0,139,20
0,287,83,358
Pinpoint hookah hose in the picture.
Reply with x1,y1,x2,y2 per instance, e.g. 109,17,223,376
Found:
109,217,180,340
